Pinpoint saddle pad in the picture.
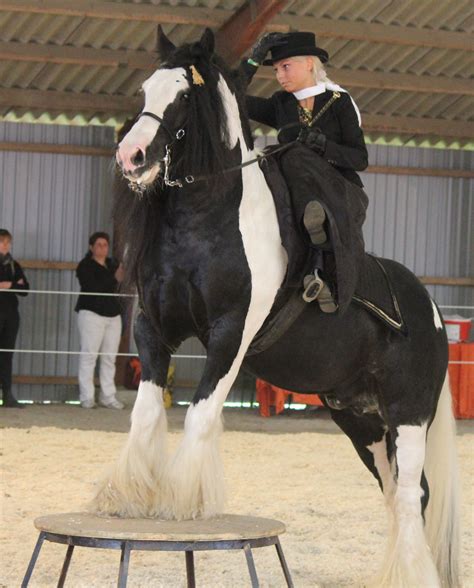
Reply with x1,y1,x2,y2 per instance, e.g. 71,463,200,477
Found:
353,255,406,333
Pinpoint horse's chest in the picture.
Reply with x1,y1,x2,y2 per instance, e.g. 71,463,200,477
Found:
237,170,286,296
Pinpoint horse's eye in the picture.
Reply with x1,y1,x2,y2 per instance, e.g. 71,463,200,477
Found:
182,93,190,100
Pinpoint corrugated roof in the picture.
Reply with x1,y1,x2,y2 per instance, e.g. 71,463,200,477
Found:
0,0,473,147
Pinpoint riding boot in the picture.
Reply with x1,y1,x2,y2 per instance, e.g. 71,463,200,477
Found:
301,209,338,313
2,387,24,408
303,201,327,245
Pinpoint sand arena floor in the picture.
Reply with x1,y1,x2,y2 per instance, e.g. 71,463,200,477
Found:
1,396,473,587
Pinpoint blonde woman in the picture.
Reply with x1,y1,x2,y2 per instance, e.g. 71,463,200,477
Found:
243,32,369,313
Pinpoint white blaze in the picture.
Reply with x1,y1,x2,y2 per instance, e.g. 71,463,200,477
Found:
118,67,189,177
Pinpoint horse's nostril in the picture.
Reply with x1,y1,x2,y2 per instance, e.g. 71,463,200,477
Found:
131,147,145,167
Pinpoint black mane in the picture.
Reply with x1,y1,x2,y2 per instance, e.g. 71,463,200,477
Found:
164,41,254,179
114,37,254,291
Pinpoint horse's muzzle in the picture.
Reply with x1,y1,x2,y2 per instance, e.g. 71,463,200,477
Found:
116,145,147,177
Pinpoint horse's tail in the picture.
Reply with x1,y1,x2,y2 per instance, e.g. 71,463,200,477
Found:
424,374,461,587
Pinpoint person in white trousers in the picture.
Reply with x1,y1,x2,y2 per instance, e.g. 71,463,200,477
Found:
75,232,125,409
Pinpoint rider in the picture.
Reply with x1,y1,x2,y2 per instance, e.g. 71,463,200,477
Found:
242,31,369,313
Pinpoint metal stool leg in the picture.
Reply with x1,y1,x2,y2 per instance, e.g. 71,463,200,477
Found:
57,544,75,588
117,541,131,588
243,543,259,588
185,551,196,588
275,537,294,588
21,532,46,587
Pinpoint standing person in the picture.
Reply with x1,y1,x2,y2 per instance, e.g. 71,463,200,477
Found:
242,31,369,313
0,229,29,408
75,232,125,409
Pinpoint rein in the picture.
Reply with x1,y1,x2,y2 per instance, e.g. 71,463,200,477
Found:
164,141,296,188
131,90,340,192
138,109,295,190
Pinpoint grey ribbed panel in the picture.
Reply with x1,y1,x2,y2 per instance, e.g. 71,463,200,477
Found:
361,144,474,312
0,121,115,401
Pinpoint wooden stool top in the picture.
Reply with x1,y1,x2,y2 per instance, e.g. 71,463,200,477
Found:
34,512,286,542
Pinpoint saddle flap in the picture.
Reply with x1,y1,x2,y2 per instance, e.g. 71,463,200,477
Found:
353,255,406,334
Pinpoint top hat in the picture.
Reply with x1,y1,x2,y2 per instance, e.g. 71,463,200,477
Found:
263,32,329,65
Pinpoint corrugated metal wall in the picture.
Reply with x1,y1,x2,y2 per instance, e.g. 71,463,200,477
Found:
1,122,472,402
0,121,115,401
361,144,473,308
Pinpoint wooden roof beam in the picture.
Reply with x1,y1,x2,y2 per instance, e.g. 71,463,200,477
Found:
2,89,474,139
0,88,142,113
275,14,473,52
2,1,472,52
1,41,472,96
0,0,222,27
215,0,290,63
0,41,158,70
362,114,474,138
255,65,474,96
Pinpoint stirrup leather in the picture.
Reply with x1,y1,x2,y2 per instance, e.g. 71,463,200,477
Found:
302,270,324,303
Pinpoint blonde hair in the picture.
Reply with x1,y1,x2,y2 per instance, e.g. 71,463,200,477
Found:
291,55,333,85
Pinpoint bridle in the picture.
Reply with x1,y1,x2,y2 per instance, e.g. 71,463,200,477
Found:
136,110,179,142
134,110,293,192
136,110,192,189
128,85,339,192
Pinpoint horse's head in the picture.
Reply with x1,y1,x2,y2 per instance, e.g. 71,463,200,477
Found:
116,27,252,189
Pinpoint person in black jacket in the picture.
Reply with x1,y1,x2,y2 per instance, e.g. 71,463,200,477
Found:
242,32,369,313
0,229,29,408
75,232,125,409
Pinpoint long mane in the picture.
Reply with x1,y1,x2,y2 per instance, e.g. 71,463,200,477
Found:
114,39,254,291
167,43,254,180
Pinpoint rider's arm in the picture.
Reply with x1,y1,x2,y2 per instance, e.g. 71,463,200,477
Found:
13,262,29,296
324,93,368,172
245,94,278,129
236,60,278,129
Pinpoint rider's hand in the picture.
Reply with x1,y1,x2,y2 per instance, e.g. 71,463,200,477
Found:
248,32,287,66
298,127,327,155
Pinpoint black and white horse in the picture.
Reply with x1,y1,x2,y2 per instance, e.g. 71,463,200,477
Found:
93,28,460,587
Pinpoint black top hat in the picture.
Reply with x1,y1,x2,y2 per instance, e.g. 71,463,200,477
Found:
263,32,329,65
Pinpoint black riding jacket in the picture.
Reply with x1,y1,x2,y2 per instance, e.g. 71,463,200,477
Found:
241,62,368,187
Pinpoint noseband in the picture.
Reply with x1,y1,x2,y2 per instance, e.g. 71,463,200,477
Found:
135,110,187,188
137,111,183,142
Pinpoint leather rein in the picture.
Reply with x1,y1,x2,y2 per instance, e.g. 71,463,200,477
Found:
136,110,290,191
133,90,340,192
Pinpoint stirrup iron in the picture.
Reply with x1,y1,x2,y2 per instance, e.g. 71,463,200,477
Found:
302,270,324,303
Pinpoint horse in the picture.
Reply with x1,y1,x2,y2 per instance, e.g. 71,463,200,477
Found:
92,27,460,587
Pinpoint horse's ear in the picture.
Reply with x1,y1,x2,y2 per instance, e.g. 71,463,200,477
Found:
156,25,176,58
199,28,215,56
